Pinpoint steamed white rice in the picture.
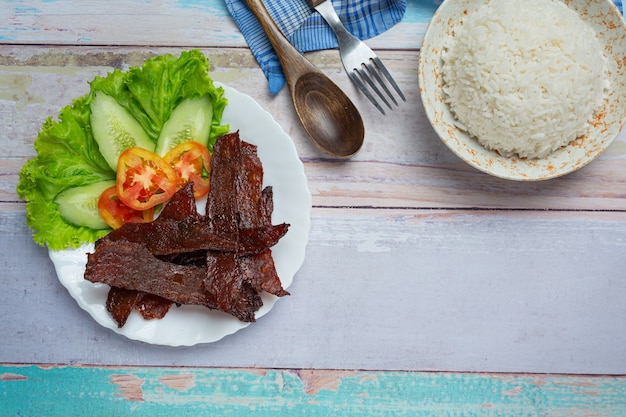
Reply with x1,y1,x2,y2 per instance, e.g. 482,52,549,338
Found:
441,0,609,159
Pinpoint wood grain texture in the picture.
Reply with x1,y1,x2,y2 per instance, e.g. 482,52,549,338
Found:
2,365,626,416
0,0,426,49
2,208,626,374
2,46,625,210
1,0,626,403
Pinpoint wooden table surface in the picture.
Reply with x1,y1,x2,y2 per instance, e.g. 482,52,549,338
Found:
2,0,626,415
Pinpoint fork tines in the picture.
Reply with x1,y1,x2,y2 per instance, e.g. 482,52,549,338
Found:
308,0,405,114
351,57,406,115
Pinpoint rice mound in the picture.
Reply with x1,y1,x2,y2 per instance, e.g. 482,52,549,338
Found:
441,0,608,159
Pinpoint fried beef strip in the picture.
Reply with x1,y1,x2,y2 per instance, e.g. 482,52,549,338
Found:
106,287,143,328
206,131,240,236
98,194,287,257
106,287,173,327
203,133,289,321
237,143,289,297
103,183,200,326
204,252,263,322
87,132,290,326
136,293,174,320
204,132,252,317
102,217,286,256
86,239,222,313
99,217,237,255
237,142,265,223
160,180,199,221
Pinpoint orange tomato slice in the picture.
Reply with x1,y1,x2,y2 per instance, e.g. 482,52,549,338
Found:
116,147,177,211
163,141,212,199
98,185,154,229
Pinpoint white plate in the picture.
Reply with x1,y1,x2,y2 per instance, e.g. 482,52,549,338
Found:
48,83,312,346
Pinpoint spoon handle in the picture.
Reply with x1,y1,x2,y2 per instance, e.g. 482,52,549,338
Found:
243,0,318,89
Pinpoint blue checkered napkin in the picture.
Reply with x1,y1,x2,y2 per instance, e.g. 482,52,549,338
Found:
615,0,623,13
225,0,407,94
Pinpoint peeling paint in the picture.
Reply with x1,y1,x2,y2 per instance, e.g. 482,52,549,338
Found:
161,373,195,392
0,73,45,111
2,366,626,416
110,373,145,402
0,372,28,381
295,369,357,395
503,385,523,396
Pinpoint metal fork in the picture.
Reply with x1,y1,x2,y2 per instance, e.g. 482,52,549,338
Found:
307,0,405,114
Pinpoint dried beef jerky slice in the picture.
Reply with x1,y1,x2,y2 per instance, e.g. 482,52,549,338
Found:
106,287,173,325
112,183,189,321
237,143,289,297
239,250,287,297
204,252,263,322
204,132,255,319
237,141,265,226
106,287,143,328
136,293,173,320
103,184,201,326
99,216,237,255
159,182,198,221
238,224,289,254
102,215,285,257
99,183,235,256
206,131,241,236
85,239,224,314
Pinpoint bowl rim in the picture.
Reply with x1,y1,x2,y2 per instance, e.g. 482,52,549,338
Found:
418,0,626,181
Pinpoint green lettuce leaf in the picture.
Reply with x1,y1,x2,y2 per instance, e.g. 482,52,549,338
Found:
17,49,229,250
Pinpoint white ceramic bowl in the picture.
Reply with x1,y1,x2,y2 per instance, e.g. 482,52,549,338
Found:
418,0,626,181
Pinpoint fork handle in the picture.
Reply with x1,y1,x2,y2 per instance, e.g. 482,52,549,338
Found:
308,0,359,47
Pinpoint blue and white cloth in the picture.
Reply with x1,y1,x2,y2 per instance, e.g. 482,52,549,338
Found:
226,0,623,94
225,0,406,94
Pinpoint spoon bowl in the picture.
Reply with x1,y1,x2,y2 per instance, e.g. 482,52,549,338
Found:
294,73,364,157
244,0,364,158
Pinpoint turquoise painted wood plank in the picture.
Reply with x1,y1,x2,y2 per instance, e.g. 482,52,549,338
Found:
2,365,626,416
403,0,442,23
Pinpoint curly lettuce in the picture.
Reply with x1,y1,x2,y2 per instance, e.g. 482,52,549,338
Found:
17,49,229,250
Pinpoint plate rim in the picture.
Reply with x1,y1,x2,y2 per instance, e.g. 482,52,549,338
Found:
49,81,312,346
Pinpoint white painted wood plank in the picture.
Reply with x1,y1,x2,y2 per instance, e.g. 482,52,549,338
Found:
2,46,626,211
2,2,625,377
2,208,625,374
0,0,430,49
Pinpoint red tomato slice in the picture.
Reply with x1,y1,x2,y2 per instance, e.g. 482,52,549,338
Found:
163,141,212,199
116,147,177,211
98,185,154,229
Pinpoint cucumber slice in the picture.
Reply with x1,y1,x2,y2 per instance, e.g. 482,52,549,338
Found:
155,95,213,156
90,92,155,171
55,180,116,230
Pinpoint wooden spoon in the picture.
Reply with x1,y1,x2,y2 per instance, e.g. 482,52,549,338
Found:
243,0,364,158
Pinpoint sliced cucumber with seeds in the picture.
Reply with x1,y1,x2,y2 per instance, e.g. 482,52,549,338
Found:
155,95,213,156
55,180,116,230
90,92,155,171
